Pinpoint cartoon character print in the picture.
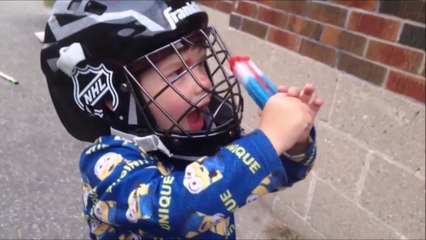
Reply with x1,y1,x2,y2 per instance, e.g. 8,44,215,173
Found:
82,182,92,209
126,184,155,223
183,156,224,194
94,152,123,180
210,214,230,236
113,135,132,145
89,218,115,239
182,211,228,238
118,232,141,240
146,160,171,176
118,230,155,240
246,172,282,203
81,174,92,209
85,143,109,155
94,200,118,225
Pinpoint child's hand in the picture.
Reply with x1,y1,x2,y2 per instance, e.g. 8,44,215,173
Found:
277,83,323,144
258,83,323,155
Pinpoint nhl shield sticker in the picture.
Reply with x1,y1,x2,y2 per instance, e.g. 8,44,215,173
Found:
71,64,119,118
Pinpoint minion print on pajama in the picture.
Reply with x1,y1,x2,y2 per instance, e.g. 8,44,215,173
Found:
182,211,229,238
210,214,230,236
89,218,115,239
183,157,225,194
126,184,155,223
94,152,124,180
94,200,119,225
118,230,155,240
82,182,92,209
146,160,171,176
246,172,282,203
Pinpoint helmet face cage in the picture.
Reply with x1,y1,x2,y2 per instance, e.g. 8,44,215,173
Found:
125,27,243,138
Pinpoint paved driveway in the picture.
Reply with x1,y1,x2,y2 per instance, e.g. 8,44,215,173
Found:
0,1,88,238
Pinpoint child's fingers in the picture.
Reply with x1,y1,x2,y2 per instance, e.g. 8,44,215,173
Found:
277,85,288,93
287,86,300,97
309,97,324,114
257,109,262,116
300,83,315,103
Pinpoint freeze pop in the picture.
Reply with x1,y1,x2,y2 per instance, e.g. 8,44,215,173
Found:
230,56,277,109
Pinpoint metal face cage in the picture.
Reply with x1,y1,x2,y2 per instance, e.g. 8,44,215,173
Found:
124,27,243,139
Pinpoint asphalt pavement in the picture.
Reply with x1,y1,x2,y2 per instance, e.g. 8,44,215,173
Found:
0,1,88,238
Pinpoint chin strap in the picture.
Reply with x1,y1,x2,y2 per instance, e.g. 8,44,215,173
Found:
110,127,172,158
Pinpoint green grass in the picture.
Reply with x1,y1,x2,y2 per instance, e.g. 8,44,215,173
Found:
43,0,55,7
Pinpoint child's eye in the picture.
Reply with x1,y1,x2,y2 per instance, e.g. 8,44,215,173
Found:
174,67,186,76
167,67,186,81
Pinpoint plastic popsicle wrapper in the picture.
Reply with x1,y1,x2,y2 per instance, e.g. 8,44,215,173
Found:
230,56,277,109
0,71,19,85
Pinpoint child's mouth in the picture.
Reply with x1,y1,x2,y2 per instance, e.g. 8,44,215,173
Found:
187,109,205,131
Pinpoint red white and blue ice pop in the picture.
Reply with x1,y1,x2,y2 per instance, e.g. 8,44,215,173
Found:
230,56,278,109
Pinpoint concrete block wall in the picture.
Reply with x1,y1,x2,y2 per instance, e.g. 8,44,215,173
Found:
203,5,425,240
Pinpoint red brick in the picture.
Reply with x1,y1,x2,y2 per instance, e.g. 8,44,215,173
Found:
215,1,235,14
299,39,337,66
267,28,299,51
235,1,258,18
199,0,217,9
256,1,308,15
286,15,323,40
386,70,426,103
307,1,348,27
347,11,401,41
255,0,276,8
257,6,288,29
321,25,367,56
274,1,308,15
332,0,378,11
338,52,387,85
366,40,424,73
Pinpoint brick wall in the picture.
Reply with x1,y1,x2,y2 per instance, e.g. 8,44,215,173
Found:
199,0,426,103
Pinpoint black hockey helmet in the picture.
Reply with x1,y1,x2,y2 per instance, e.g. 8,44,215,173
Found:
40,0,243,160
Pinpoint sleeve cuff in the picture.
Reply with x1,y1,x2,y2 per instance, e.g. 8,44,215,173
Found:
283,127,316,166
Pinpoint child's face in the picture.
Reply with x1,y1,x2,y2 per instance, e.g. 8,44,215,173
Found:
139,47,212,132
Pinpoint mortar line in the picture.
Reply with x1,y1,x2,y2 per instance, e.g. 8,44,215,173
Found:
362,38,369,57
354,151,372,204
326,74,341,122
317,177,407,238
372,150,425,181
303,171,318,220
287,205,327,239
271,197,327,239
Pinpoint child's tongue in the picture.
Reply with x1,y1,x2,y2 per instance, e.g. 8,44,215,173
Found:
187,110,204,131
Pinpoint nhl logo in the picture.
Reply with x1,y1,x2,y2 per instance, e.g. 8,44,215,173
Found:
71,64,119,118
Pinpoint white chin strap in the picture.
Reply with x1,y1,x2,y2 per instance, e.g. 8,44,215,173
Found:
110,128,172,158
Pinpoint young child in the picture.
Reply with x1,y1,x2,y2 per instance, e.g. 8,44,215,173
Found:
40,0,323,239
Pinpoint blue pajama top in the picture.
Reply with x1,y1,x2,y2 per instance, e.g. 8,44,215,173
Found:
79,128,316,239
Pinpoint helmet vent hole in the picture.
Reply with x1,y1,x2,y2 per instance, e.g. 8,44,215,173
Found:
118,28,135,37
67,0,82,12
84,0,107,15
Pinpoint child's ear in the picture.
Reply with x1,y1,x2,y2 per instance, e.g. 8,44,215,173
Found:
105,100,113,111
